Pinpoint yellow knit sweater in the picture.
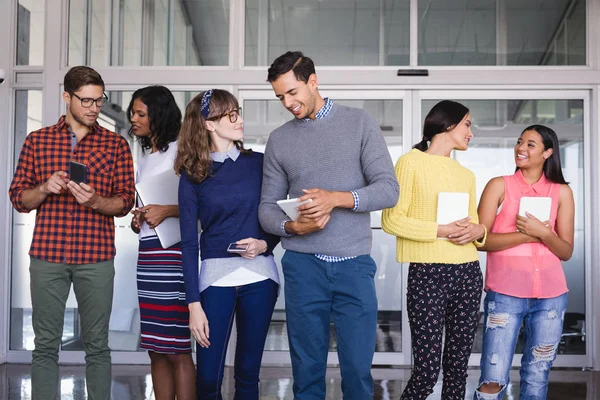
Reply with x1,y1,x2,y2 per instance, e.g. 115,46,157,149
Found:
382,149,485,264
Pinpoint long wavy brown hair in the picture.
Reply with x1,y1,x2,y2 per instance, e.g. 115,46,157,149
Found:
174,89,250,183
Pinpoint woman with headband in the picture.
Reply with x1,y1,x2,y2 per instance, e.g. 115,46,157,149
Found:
175,89,280,399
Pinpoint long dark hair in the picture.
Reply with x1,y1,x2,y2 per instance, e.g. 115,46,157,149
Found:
517,125,568,185
174,89,250,184
413,100,470,151
127,86,182,153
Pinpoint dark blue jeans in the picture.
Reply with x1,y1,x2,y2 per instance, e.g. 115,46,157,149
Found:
282,251,378,400
196,279,278,400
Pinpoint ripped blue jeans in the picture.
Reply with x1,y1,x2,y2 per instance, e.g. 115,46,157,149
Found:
474,290,567,400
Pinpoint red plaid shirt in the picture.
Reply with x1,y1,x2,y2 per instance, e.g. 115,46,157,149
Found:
9,116,135,264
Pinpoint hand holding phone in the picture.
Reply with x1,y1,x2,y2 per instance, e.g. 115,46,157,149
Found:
69,161,88,184
227,243,249,253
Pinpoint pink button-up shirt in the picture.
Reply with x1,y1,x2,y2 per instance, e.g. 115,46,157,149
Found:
485,170,568,299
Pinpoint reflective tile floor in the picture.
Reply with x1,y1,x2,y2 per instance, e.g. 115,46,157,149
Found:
1,364,599,400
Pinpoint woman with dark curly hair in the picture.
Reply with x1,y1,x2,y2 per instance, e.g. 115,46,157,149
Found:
127,85,195,399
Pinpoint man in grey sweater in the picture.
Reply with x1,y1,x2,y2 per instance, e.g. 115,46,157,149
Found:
259,51,399,400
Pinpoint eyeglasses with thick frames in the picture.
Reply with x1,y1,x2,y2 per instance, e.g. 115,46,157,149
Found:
71,92,109,108
208,108,242,123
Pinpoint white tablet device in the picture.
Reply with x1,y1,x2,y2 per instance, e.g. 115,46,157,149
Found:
519,196,551,221
437,192,470,225
276,198,313,221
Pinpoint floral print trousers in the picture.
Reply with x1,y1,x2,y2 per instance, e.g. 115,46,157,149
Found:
401,261,483,400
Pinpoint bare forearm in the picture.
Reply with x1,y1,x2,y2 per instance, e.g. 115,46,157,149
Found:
333,191,355,209
92,196,126,216
165,205,179,218
540,233,573,261
188,301,203,312
479,232,533,252
20,186,50,210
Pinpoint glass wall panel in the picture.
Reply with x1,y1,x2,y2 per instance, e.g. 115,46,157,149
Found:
245,0,410,66
16,0,45,65
68,0,227,66
243,97,403,352
418,0,586,66
153,0,170,65
10,90,43,350
421,98,585,355
121,0,144,66
10,90,199,351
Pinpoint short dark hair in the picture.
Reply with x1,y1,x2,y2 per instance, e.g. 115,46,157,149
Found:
267,51,315,83
64,66,105,94
126,86,182,154
414,100,470,151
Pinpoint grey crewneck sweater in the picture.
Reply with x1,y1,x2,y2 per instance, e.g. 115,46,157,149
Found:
258,104,399,257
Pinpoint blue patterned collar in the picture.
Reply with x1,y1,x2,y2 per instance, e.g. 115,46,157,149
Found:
302,98,334,122
210,146,240,163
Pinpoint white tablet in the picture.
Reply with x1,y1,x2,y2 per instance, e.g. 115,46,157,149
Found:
136,169,181,248
437,192,470,225
519,197,551,221
277,198,313,221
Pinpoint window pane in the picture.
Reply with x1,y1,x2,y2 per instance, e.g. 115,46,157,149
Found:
245,0,410,66
418,0,586,66
16,0,45,65
421,98,585,355
244,97,403,352
68,0,228,66
11,90,43,350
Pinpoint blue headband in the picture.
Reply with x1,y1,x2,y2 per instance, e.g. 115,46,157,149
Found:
200,89,214,118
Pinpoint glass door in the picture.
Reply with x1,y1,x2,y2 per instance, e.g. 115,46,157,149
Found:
20,87,586,367
238,88,592,370
239,89,413,366
416,90,591,368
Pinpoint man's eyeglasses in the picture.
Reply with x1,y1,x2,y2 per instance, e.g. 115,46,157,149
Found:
208,108,242,123
71,92,109,108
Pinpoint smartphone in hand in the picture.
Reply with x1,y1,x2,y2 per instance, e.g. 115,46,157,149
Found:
227,243,249,253
69,161,88,184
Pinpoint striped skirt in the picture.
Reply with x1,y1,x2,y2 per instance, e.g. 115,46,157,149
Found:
137,236,192,354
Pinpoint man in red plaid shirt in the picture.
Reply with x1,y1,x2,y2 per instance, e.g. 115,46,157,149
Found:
9,66,135,400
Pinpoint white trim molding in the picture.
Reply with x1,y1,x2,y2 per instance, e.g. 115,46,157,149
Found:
0,0,17,365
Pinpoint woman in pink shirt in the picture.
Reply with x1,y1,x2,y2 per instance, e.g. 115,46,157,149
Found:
474,125,575,400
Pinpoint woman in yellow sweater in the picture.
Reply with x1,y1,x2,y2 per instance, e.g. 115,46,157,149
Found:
382,100,487,400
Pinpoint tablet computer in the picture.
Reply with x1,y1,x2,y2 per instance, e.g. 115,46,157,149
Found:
276,198,313,221
519,196,551,221
437,192,469,225
136,169,181,248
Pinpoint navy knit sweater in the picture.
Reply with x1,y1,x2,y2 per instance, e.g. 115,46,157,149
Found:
179,151,279,300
